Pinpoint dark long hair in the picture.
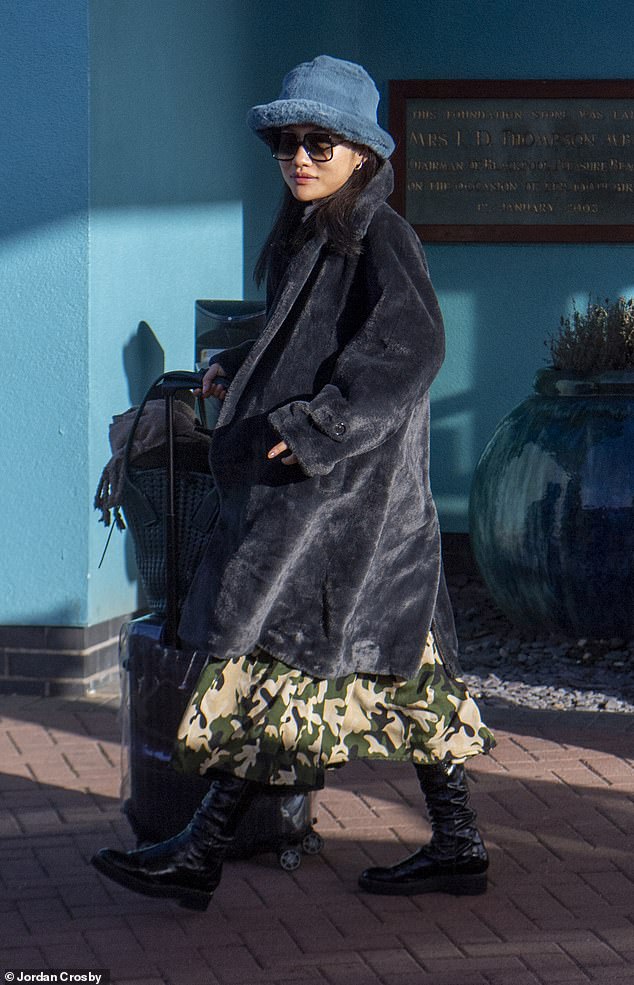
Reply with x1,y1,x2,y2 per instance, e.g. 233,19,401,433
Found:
254,144,381,288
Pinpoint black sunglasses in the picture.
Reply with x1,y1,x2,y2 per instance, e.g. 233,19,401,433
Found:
269,130,340,162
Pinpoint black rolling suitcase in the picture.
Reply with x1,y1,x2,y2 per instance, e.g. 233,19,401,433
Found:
119,371,323,870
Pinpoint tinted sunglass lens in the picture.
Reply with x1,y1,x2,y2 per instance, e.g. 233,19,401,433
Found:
303,134,333,161
272,133,297,159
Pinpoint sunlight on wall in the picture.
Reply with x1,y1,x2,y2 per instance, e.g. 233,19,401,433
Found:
89,202,243,369
564,284,634,309
430,290,476,530
87,200,243,625
0,214,89,625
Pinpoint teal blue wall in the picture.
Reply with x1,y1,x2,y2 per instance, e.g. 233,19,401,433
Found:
88,0,246,623
358,0,634,528
0,1,91,625
3,0,633,630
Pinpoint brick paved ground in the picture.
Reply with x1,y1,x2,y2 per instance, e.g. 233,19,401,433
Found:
1,690,633,985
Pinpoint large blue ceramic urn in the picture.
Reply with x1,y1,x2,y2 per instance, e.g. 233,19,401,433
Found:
469,368,634,638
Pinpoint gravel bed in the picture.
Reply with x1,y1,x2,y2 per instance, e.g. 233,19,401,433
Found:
447,573,634,713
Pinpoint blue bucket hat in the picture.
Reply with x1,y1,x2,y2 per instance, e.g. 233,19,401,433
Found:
247,55,395,160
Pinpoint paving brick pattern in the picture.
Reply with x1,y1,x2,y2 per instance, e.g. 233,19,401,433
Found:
0,692,633,985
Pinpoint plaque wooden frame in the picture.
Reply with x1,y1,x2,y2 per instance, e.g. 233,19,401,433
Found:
389,80,634,243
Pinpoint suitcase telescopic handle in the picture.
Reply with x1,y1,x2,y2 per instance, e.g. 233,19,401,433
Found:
153,370,206,394
123,370,208,646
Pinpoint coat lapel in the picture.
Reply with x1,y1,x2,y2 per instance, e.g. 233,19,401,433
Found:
216,230,327,428
217,160,394,428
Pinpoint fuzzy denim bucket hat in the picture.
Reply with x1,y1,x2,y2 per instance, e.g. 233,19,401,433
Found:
247,55,395,160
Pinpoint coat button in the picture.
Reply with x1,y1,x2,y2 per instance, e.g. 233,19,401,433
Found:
333,422,346,436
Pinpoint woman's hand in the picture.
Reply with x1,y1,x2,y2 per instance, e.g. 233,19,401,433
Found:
199,363,229,400
267,441,299,466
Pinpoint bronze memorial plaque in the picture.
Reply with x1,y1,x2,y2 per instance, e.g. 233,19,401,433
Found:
389,80,634,242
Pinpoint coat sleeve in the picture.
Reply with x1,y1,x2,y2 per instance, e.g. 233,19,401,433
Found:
211,339,255,377
268,213,445,477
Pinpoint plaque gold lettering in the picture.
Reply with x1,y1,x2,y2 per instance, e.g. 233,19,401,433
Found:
409,130,449,148
501,202,554,213
502,130,597,147
394,81,634,241
531,109,568,120
409,159,465,172
443,108,523,120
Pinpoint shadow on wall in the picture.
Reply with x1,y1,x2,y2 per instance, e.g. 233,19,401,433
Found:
122,320,165,605
123,320,165,405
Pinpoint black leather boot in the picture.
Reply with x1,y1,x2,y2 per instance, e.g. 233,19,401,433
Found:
91,773,253,910
358,762,488,896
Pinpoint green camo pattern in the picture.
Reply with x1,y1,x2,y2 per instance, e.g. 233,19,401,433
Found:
173,633,495,787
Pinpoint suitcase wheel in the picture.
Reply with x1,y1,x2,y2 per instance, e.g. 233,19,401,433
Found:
278,846,302,871
301,830,324,855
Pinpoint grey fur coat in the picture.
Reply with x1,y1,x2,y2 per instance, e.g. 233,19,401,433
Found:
179,161,461,679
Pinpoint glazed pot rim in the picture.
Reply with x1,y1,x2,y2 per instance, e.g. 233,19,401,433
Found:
534,367,634,396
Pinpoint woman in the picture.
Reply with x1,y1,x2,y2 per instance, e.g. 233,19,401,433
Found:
92,55,493,911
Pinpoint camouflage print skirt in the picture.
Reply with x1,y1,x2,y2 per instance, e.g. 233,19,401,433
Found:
173,632,494,788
